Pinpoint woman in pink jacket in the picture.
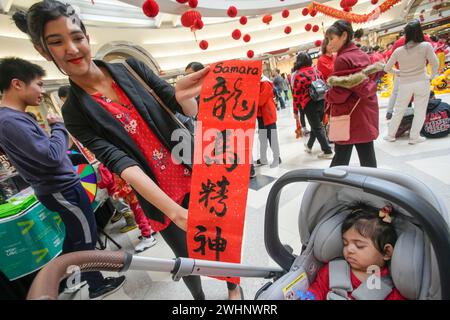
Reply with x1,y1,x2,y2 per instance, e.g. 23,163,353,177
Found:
325,20,379,168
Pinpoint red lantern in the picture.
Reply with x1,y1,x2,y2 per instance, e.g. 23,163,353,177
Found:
232,29,242,40
262,14,273,25
227,6,238,18
181,10,202,29
176,0,189,3
188,0,198,9
343,7,351,12
284,26,292,34
243,34,251,42
142,0,159,18
240,16,248,25
312,25,319,32
347,0,358,6
282,9,290,18
302,8,309,16
199,40,208,50
371,0,378,4
310,9,318,17
305,23,312,31
193,18,204,30
315,40,322,47
247,50,254,58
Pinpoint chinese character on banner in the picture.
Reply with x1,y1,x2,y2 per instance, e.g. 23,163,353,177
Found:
187,60,262,285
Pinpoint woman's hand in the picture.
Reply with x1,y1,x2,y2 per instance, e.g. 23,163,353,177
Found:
175,67,210,116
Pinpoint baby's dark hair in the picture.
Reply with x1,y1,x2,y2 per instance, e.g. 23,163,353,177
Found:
342,202,398,253
12,0,86,48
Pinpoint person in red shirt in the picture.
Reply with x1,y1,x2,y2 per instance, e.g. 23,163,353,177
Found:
317,38,336,126
256,76,281,168
306,204,406,300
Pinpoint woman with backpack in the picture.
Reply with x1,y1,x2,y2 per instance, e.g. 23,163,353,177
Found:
292,52,333,159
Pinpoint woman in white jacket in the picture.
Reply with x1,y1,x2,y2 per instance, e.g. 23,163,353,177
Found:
384,20,439,144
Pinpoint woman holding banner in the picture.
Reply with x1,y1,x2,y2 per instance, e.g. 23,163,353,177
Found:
14,0,242,300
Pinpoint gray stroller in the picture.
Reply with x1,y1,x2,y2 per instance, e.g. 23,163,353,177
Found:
27,167,450,300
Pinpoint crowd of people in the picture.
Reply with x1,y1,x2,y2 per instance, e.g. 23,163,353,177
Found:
0,0,448,300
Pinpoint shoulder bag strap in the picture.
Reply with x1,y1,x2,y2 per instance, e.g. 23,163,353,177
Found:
349,98,361,116
121,61,189,132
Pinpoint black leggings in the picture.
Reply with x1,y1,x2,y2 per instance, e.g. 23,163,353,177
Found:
159,195,237,300
330,141,377,168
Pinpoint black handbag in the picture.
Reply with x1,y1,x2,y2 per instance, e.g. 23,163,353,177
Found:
309,67,328,102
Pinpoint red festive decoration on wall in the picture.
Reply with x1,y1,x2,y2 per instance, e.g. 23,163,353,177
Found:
312,25,319,32
310,9,318,17
284,26,292,34
199,40,208,50
247,50,254,58
176,0,189,3
142,0,159,18
193,18,204,30
315,40,322,47
305,23,312,31
188,0,198,9
343,7,351,12
227,6,238,18
308,0,401,24
262,14,273,25
243,34,251,42
282,9,290,18
240,16,248,25
302,8,309,16
371,0,379,4
232,29,242,40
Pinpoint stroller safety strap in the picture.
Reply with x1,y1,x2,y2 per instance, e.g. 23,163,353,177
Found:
328,260,394,300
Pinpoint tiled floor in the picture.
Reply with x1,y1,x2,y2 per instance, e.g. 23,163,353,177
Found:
63,93,450,300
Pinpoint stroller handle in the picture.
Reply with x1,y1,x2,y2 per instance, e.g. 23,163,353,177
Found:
264,168,450,299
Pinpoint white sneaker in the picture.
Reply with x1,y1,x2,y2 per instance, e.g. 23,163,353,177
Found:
383,135,396,142
304,144,312,154
63,280,87,294
135,236,157,253
318,152,334,159
409,136,426,145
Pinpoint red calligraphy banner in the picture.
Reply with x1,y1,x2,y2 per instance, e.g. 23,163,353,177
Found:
187,60,262,284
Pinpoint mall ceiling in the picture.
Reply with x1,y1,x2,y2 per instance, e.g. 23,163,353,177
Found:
0,0,446,81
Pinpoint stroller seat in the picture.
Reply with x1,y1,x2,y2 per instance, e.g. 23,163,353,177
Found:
257,166,450,300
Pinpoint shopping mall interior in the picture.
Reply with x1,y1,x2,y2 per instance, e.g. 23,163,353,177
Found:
1,0,450,301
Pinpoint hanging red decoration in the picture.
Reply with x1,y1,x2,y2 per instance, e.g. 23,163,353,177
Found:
282,9,290,18
302,8,309,16
188,0,198,9
227,6,238,18
315,40,322,47
199,40,208,50
142,0,159,18
284,26,292,34
240,16,248,25
232,29,242,40
305,23,312,31
312,25,319,32
176,0,189,3
308,0,401,24
243,34,251,42
247,50,254,58
181,10,202,29
193,18,204,30
371,0,379,4
310,9,318,17
343,7,351,12
262,14,273,25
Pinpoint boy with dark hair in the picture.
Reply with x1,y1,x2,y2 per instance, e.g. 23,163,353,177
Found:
0,57,125,300
57,85,70,103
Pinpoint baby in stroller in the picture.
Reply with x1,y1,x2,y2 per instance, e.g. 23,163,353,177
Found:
303,203,405,300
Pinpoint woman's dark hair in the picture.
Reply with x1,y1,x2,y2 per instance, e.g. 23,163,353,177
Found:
354,28,364,39
185,62,204,72
321,37,329,55
342,202,398,254
0,57,45,93
404,20,424,44
293,52,312,71
12,0,86,51
326,20,354,47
